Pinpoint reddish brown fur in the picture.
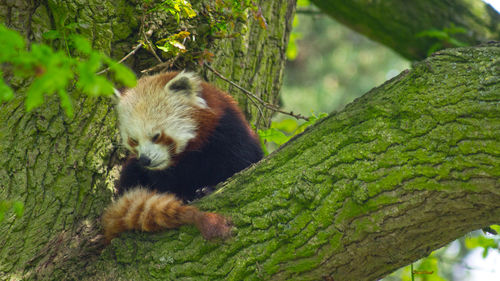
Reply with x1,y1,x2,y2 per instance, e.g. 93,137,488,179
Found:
202,81,258,139
156,131,176,151
186,80,257,152
101,189,231,243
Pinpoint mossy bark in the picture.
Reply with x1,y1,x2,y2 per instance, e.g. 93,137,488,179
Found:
311,0,500,60
200,1,296,128
84,44,500,280
0,0,294,280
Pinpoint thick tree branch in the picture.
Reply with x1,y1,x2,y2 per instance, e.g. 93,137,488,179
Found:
82,43,499,281
311,0,500,60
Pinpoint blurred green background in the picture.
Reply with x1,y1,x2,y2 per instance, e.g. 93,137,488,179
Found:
282,8,409,116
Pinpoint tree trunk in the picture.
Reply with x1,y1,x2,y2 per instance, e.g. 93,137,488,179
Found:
201,1,296,128
311,0,500,60
80,43,500,280
0,0,294,280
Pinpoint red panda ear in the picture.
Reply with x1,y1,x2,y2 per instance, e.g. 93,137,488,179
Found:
114,87,124,97
112,87,126,103
165,71,201,97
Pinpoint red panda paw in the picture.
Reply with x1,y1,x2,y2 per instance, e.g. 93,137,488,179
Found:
194,212,232,240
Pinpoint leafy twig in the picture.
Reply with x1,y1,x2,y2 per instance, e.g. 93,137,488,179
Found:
140,18,163,64
97,18,154,75
97,43,142,75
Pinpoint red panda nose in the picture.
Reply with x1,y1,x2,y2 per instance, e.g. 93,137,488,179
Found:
138,156,152,167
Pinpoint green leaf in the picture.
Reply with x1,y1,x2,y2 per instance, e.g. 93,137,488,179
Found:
183,6,197,18
58,89,74,117
0,200,11,223
157,45,173,53
64,22,79,31
0,24,140,112
296,112,327,134
25,81,47,112
443,25,467,35
0,24,26,62
271,119,298,133
465,235,498,258
447,37,468,47
416,29,449,40
465,236,497,248
258,128,291,146
108,62,137,87
491,225,500,233
286,32,301,60
297,0,310,6
77,74,114,97
0,76,14,101
12,201,24,218
25,52,73,112
80,52,103,73
427,42,443,56
70,34,92,55
42,30,62,40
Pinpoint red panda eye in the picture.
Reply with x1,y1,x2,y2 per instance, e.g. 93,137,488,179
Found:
152,133,160,143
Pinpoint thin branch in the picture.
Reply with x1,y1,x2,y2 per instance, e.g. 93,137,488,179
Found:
140,54,180,74
243,91,268,127
96,43,142,75
204,63,268,124
204,63,309,121
97,18,153,75
141,20,163,64
141,33,190,74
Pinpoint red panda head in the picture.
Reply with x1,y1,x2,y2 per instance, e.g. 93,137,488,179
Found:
115,71,208,170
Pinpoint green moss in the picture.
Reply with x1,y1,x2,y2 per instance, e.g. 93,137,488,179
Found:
335,199,367,225
315,200,341,227
351,217,381,241
368,193,399,209
288,256,322,273
252,217,271,230
113,238,138,264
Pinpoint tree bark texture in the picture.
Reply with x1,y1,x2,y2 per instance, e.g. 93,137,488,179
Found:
311,0,500,60
0,0,294,280
76,44,499,281
201,1,296,128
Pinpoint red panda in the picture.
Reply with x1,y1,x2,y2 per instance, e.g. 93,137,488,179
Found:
102,71,263,242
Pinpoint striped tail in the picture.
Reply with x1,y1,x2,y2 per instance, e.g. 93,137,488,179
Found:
102,188,231,243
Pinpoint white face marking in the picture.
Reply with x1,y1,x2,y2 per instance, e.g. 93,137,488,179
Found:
116,72,207,170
